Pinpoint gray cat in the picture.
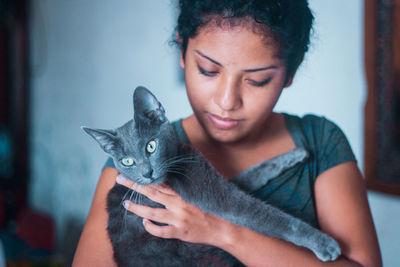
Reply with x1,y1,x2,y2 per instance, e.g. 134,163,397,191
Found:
82,86,341,266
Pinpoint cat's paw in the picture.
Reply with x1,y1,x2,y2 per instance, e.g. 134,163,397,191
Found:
312,233,341,262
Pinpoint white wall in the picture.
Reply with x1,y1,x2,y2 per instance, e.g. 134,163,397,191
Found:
29,0,400,265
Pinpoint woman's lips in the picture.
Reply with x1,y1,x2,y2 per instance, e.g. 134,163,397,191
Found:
207,113,241,129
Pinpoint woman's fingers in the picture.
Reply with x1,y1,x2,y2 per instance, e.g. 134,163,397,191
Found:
116,174,136,189
116,174,179,205
155,183,178,196
123,201,171,225
123,201,177,239
117,174,220,244
116,174,215,243
142,219,175,239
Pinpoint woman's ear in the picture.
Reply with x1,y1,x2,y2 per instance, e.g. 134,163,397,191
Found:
284,67,299,88
176,32,185,69
180,50,185,69
284,75,294,88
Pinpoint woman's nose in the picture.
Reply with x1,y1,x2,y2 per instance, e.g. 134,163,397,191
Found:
213,76,242,111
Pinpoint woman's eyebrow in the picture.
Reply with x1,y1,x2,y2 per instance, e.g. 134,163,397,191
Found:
194,50,222,66
244,66,278,72
194,49,278,72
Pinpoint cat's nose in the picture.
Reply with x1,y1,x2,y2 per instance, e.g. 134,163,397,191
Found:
142,169,153,179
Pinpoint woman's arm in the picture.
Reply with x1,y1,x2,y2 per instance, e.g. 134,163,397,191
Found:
314,161,382,266
121,161,381,267
218,161,381,267
72,167,118,267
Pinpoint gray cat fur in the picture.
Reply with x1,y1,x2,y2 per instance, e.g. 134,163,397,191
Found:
82,86,341,266
231,148,309,192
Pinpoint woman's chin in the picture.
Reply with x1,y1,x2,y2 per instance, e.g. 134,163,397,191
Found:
205,126,249,145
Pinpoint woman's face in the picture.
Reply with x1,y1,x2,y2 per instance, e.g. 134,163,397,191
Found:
181,24,290,145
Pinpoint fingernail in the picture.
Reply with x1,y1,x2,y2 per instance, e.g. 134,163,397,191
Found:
117,175,126,183
123,200,130,209
142,219,147,226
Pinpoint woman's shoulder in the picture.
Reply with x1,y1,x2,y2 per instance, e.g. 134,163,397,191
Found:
283,113,348,142
283,113,339,129
282,112,356,174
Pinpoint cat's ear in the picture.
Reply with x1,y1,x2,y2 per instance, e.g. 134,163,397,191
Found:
133,86,167,125
81,126,118,155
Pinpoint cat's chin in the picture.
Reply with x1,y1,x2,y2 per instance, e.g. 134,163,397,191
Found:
135,176,165,186
151,177,165,185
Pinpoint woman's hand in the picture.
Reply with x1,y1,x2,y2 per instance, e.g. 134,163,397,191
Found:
116,174,228,246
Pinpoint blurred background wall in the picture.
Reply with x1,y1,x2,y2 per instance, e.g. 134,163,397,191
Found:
26,0,400,265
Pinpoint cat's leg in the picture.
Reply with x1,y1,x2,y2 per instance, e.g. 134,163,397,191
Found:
215,185,340,261
177,167,341,262
230,200,341,262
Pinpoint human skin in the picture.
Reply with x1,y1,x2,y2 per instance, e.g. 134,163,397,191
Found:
72,23,382,267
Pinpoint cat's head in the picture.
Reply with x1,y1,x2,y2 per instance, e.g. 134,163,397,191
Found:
82,86,178,185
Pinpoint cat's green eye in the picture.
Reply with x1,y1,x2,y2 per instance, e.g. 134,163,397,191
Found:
121,157,135,167
146,140,157,153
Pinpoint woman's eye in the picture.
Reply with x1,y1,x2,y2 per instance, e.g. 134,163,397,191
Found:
121,157,135,166
198,66,218,77
248,77,271,87
146,140,157,153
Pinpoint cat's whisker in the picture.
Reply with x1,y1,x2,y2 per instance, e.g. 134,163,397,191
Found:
128,182,142,205
158,157,197,182
128,185,136,201
120,182,140,233
139,192,144,206
127,182,140,205
134,188,140,206
159,156,198,173
162,153,197,163
166,163,191,171
163,155,199,165
167,169,193,182
121,187,138,232
119,186,133,207
118,186,132,233
128,188,136,208
166,164,185,171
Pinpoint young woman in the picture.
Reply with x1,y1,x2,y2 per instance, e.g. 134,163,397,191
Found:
73,1,381,266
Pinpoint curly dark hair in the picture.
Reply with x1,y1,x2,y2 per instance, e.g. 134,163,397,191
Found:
175,0,314,79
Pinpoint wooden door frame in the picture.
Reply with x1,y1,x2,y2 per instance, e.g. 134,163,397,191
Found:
364,0,400,196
